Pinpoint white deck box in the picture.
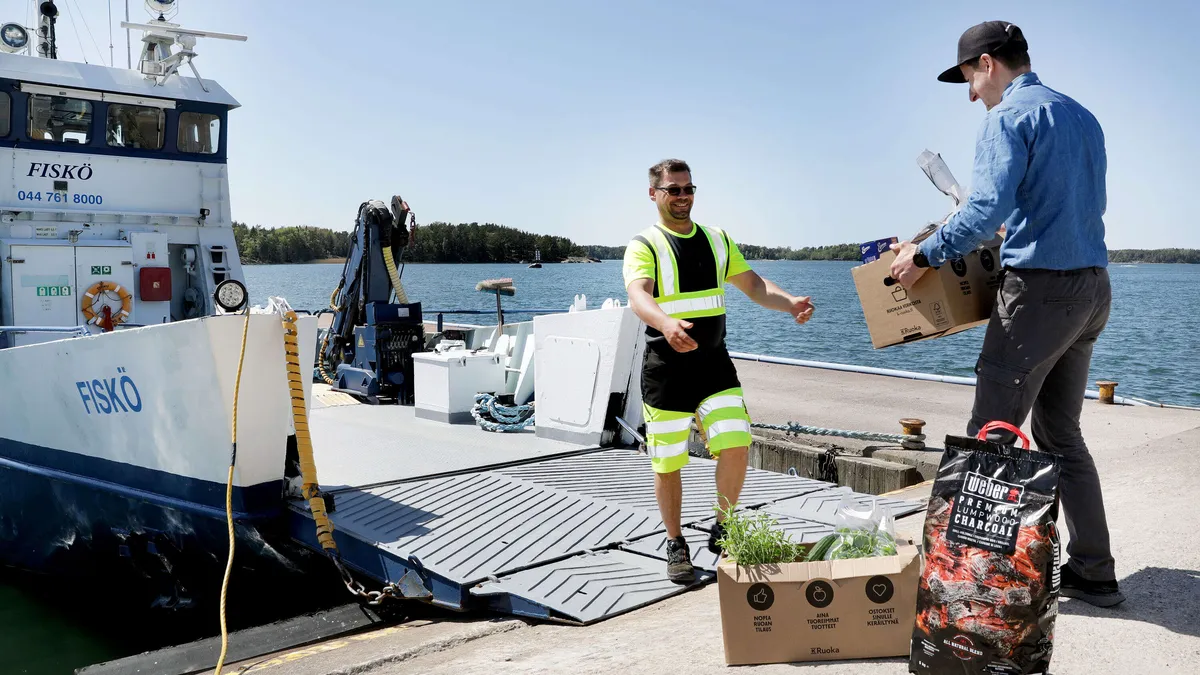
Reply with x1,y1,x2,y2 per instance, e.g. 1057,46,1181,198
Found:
412,350,507,424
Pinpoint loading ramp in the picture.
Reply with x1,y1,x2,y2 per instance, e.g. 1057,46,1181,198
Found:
288,447,925,625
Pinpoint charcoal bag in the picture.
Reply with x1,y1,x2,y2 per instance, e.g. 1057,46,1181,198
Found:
909,421,1061,675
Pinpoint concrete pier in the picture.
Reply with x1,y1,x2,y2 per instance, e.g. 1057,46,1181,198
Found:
226,360,1200,675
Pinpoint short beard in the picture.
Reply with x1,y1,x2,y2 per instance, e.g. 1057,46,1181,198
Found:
668,204,691,220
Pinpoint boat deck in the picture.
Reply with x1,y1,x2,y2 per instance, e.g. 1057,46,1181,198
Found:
306,388,586,488
289,386,924,624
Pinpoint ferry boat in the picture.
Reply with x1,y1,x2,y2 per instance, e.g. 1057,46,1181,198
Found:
0,2,320,608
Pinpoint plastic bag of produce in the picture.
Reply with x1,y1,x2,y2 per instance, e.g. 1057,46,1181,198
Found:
910,421,1061,675
805,493,900,561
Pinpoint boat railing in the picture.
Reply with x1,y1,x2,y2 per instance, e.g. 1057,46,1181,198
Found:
425,307,570,332
0,325,91,348
0,325,90,337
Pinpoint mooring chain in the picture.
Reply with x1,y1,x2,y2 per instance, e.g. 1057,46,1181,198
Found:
329,553,406,606
817,446,841,484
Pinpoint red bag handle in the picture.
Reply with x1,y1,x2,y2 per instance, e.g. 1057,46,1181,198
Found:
977,421,1031,449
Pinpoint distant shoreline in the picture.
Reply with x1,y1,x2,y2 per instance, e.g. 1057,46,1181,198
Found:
234,222,1199,266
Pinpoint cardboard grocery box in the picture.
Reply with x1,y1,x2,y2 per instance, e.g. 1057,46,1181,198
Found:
717,544,921,666
851,245,1001,349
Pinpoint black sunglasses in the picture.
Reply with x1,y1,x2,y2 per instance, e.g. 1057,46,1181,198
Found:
655,185,697,196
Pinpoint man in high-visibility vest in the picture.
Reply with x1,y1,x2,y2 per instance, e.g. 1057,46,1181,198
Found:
623,158,815,582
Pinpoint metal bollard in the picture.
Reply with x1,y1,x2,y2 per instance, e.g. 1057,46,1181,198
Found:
1095,380,1118,404
899,418,926,450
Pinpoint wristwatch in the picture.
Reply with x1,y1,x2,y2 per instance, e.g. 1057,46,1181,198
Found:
913,250,930,268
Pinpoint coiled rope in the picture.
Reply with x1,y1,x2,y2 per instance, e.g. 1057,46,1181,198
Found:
472,393,535,432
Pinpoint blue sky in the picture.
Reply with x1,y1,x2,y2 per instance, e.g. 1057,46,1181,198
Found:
6,1,1197,249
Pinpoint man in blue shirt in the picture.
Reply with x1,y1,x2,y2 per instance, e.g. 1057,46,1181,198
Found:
890,21,1123,608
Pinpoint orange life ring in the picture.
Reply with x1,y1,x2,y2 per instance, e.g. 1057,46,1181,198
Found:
81,281,133,328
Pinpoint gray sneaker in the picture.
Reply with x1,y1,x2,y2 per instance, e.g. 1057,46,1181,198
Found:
666,536,695,583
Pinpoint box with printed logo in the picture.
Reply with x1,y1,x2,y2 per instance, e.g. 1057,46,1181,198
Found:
850,244,1001,349
717,543,921,665
860,237,899,264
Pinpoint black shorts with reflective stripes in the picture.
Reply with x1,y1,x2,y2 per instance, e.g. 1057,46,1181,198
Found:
641,342,742,413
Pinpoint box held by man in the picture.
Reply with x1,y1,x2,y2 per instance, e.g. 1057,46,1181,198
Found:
851,244,1000,349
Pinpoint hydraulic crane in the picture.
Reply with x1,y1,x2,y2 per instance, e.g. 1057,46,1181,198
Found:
318,197,425,404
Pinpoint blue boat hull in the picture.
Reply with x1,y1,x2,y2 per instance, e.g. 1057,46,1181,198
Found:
0,437,323,612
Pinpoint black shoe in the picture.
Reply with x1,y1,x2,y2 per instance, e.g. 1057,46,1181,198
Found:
665,536,695,583
708,520,726,556
1060,564,1125,607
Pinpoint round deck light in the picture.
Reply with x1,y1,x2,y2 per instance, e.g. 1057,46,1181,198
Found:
0,23,29,53
146,0,177,16
214,279,248,313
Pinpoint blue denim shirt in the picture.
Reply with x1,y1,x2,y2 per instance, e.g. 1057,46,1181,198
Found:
919,72,1109,270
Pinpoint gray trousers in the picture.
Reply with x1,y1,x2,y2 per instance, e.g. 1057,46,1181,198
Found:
968,266,1116,581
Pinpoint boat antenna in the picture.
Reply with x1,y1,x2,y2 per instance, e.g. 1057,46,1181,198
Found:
121,1,246,91
124,0,130,68
36,0,57,59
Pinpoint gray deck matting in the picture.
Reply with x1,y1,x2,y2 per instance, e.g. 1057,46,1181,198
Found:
493,448,835,526
320,448,845,586
327,471,661,585
470,549,714,624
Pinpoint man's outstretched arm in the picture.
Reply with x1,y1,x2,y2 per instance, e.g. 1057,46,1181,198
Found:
727,270,814,324
627,278,699,353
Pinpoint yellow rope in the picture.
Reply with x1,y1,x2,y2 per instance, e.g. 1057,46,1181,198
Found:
214,311,251,675
212,306,350,673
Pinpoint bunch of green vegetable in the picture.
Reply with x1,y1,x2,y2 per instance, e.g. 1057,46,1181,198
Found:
713,502,803,566
805,526,899,562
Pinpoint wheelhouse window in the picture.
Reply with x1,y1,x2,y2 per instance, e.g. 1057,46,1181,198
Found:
106,104,165,150
177,111,220,154
28,94,92,144
0,92,10,136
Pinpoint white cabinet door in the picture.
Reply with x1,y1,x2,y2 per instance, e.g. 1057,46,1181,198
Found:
74,246,136,331
6,245,78,347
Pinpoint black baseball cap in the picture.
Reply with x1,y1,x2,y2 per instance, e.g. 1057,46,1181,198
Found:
937,21,1029,83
